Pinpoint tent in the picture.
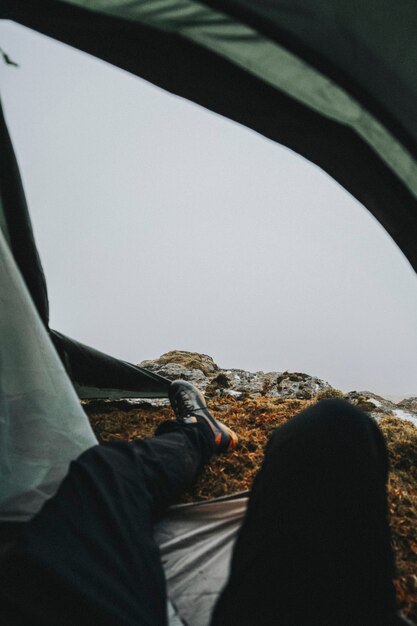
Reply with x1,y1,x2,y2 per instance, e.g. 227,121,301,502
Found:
1,2,417,624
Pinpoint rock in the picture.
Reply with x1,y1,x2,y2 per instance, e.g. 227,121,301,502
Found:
136,351,417,426
274,371,331,399
398,397,417,412
205,372,232,396
337,391,417,427
139,351,332,399
222,369,265,397
223,389,242,399
139,350,218,376
140,361,209,391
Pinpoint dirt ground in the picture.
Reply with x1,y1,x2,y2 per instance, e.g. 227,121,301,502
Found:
84,396,417,622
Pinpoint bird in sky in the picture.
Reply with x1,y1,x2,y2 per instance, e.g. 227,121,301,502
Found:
0,48,19,67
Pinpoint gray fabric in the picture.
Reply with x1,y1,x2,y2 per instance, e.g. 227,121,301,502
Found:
0,194,10,247
167,599,186,626
155,495,248,626
0,229,97,521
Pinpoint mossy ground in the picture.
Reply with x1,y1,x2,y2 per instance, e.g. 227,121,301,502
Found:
85,397,417,622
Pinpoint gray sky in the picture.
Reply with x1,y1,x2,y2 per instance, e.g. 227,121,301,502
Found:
1,20,417,397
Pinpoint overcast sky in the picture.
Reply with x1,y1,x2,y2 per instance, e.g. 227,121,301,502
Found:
1,20,417,398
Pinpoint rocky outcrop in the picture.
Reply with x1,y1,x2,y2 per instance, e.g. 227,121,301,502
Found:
139,351,218,392
344,391,398,415
398,397,417,412
342,392,417,427
137,351,417,427
138,351,332,399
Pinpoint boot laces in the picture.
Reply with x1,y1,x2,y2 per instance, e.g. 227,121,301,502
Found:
175,389,197,417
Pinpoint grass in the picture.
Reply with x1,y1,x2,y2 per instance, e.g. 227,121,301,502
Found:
84,396,417,622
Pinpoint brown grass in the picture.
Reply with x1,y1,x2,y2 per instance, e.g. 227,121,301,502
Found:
84,397,417,622
381,416,417,621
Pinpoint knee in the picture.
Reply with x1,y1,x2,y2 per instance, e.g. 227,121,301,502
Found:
263,406,388,494
310,399,387,470
314,397,372,425
302,398,373,433
312,397,365,418
268,397,382,461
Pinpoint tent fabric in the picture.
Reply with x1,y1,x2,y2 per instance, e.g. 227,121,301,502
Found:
0,228,98,522
52,0,417,199
50,330,171,399
167,600,186,626
155,493,248,626
0,99,49,326
2,0,417,274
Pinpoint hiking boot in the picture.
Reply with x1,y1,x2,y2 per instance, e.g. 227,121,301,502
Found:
169,380,238,453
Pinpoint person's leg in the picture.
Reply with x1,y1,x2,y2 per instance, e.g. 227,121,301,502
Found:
211,399,398,626
0,422,214,626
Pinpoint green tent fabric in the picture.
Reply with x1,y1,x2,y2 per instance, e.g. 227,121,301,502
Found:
50,330,170,399
2,0,417,275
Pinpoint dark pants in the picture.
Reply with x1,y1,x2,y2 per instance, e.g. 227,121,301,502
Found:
211,399,398,625
0,400,398,625
0,422,214,626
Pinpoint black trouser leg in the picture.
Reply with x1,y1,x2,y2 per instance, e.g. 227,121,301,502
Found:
0,422,213,626
211,399,398,626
